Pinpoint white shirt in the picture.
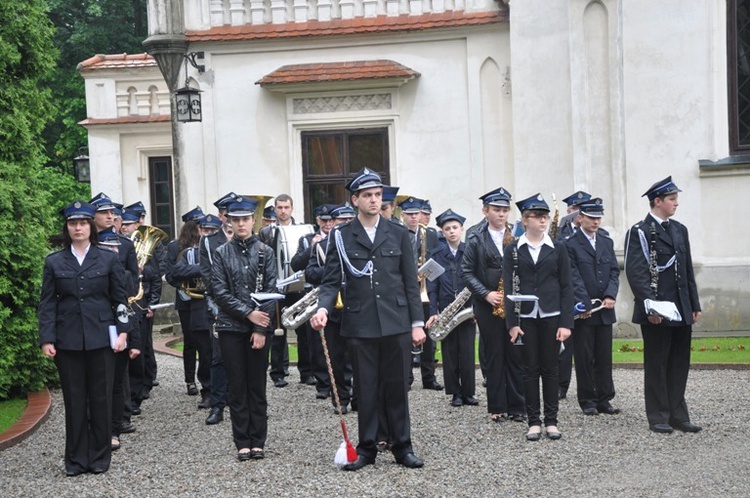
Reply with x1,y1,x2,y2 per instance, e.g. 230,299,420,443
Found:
488,226,505,254
516,233,559,318
584,232,596,250
70,243,91,266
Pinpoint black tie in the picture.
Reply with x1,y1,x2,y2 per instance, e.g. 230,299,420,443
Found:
661,221,670,231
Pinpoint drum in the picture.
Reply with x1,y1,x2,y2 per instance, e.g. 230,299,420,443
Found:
275,224,315,293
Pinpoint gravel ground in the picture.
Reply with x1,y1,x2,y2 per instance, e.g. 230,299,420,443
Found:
1,353,749,497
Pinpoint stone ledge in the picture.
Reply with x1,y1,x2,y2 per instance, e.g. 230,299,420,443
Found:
0,387,52,451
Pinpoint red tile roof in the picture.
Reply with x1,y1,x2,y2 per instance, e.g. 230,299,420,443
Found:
77,53,158,72
257,60,419,86
78,115,171,126
187,11,506,42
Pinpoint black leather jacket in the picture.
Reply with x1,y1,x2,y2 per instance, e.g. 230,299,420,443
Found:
461,224,506,303
211,235,277,334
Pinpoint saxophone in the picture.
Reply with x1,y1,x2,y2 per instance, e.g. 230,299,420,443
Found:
281,287,320,329
492,225,516,317
428,288,474,341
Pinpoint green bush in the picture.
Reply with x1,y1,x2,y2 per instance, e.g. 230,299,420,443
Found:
0,1,87,400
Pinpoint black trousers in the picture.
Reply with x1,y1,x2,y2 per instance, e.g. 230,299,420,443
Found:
474,303,525,415
141,314,157,387
558,335,574,395
307,322,330,395
573,322,615,410
349,333,413,460
220,331,270,450
409,303,438,386
112,351,130,435
442,320,476,397
129,315,146,405
209,331,228,409
318,318,352,406
180,308,212,394
519,316,560,427
55,348,114,474
641,323,692,426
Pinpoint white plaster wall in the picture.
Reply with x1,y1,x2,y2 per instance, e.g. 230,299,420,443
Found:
508,1,575,208
84,79,118,119
189,29,507,224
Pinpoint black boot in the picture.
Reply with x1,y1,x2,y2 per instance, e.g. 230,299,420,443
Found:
205,407,224,425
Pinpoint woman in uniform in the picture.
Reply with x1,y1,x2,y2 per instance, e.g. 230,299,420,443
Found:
38,201,130,476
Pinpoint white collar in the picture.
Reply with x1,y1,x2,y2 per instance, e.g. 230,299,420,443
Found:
517,233,554,249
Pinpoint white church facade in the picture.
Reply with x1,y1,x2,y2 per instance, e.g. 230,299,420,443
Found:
78,0,750,333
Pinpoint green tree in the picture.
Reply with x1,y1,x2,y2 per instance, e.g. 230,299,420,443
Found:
44,0,148,170
0,1,87,399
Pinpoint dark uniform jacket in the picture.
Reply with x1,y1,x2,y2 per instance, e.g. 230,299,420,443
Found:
212,235,277,335
172,246,211,331
199,229,228,318
555,211,578,241
38,246,130,350
428,241,470,315
290,232,318,273
163,239,191,311
564,228,619,325
502,238,575,330
317,216,423,338
624,214,700,326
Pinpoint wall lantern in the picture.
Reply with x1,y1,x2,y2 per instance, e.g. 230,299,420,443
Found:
72,147,91,183
175,51,205,123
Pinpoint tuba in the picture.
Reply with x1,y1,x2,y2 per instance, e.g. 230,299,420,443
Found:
428,288,474,341
129,225,169,306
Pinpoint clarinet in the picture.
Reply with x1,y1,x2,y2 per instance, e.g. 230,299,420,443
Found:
512,244,523,345
648,222,658,297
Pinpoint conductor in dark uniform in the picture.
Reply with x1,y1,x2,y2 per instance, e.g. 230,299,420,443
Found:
564,198,620,415
310,168,426,471
624,176,702,434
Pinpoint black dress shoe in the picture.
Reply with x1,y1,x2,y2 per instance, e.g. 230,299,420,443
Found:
376,441,391,452
546,430,562,440
508,413,526,423
423,381,443,391
343,456,375,471
273,378,289,388
250,448,265,459
65,468,85,477
333,405,349,415
198,395,211,409
396,453,424,469
186,383,199,396
558,389,567,400
151,380,160,387
598,405,621,415
89,466,109,474
238,450,252,462
305,377,318,386
675,422,702,433
131,406,142,416
650,423,674,434
120,421,136,434
583,407,598,416
141,390,150,400
205,407,224,425
316,391,330,400
462,396,479,406
451,394,464,407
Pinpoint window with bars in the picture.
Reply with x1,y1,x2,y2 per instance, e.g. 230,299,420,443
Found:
301,128,389,222
728,0,750,153
148,156,175,239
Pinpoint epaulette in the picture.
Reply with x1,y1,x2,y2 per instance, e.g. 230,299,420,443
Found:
599,227,611,238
